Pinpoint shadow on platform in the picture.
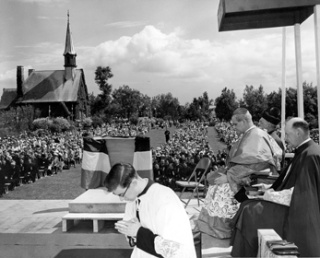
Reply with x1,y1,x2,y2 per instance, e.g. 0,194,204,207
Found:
54,248,132,258
33,207,69,214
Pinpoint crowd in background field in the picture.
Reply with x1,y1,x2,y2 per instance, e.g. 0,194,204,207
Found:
151,121,229,190
0,119,242,196
0,131,83,196
0,121,156,196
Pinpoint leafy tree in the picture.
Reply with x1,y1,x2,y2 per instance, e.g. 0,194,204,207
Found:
242,85,268,122
111,85,142,119
177,104,188,122
265,82,317,127
152,93,180,120
139,94,152,117
33,118,49,130
185,92,214,121
0,105,34,135
94,66,113,112
200,91,214,120
214,87,238,121
285,87,298,117
303,82,318,128
88,94,100,117
266,89,282,111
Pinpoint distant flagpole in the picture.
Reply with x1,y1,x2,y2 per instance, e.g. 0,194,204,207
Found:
281,27,286,143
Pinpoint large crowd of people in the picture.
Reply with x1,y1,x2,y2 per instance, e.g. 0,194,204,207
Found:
0,121,152,197
0,120,228,197
0,131,83,196
152,121,228,190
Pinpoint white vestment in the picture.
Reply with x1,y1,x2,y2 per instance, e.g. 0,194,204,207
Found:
124,183,197,258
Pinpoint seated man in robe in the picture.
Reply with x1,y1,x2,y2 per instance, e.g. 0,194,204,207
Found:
231,117,320,257
197,108,281,239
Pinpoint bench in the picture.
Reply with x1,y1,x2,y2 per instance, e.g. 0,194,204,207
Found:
62,213,124,233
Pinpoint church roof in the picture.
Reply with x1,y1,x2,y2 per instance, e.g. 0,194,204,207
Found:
0,89,17,110
16,69,84,104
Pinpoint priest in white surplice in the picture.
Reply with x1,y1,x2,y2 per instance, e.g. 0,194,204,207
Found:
104,163,197,258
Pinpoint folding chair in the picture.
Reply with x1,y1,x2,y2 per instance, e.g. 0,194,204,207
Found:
176,157,212,208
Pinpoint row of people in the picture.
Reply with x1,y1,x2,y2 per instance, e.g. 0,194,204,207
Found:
231,116,320,257
0,131,83,196
197,107,320,257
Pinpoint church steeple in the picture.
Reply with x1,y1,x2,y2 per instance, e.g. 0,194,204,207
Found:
64,11,77,80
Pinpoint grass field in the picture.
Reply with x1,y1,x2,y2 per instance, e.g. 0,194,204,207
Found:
1,126,226,200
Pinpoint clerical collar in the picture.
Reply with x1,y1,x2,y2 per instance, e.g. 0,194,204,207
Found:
295,138,311,149
244,125,255,134
137,179,154,197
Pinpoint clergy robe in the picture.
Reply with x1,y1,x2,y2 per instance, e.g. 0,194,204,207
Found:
230,139,320,257
197,126,278,239
123,181,197,258
226,126,279,193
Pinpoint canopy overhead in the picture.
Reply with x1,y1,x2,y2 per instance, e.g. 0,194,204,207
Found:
218,0,320,31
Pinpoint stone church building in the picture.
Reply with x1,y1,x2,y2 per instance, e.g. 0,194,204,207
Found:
0,14,90,121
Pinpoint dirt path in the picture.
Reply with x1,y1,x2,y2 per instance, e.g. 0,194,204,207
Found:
206,126,227,153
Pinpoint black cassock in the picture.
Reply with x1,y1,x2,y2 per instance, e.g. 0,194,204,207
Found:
231,140,320,257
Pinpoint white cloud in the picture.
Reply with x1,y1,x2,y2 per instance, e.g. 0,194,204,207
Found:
76,23,319,102
79,25,215,81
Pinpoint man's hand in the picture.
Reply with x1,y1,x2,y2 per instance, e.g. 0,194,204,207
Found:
115,218,141,237
252,183,272,192
214,173,228,185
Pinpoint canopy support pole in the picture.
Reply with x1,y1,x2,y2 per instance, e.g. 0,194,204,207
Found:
281,27,286,143
294,23,304,118
314,5,320,143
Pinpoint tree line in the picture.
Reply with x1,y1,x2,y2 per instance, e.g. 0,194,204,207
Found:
89,66,214,124
215,82,318,128
91,66,319,128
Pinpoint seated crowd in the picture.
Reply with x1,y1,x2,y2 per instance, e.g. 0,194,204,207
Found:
152,121,228,191
0,121,154,197
0,131,83,196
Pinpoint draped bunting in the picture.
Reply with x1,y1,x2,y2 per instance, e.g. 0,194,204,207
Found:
81,136,153,189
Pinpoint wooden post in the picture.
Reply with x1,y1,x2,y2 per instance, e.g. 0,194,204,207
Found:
281,27,286,143
294,23,304,118
314,5,320,143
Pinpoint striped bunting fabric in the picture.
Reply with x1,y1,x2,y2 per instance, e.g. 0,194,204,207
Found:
81,136,153,189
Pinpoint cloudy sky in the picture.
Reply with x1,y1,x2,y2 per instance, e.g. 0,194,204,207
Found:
0,0,318,104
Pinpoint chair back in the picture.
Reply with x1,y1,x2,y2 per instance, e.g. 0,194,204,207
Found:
189,157,212,183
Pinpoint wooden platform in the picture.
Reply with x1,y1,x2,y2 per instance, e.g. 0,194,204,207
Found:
62,212,124,233
68,188,126,213
0,199,232,258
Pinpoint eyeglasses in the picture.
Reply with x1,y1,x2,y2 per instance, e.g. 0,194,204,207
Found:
118,180,132,198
